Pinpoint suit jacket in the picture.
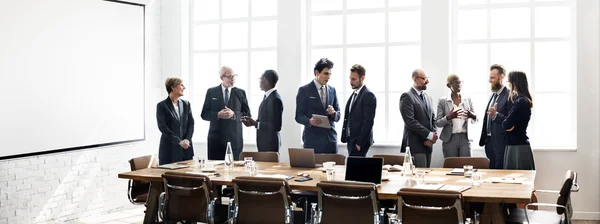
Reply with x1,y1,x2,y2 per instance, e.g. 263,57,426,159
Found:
200,85,251,150
256,90,284,152
435,95,476,143
479,86,512,149
295,81,341,153
156,97,194,165
341,86,376,148
399,88,437,154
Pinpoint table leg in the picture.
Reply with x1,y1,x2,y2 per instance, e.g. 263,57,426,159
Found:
143,181,162,224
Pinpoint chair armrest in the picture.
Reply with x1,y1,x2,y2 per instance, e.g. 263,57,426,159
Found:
158,192,166,221
127,180,134,204
524,203,569,223
533,189,560,194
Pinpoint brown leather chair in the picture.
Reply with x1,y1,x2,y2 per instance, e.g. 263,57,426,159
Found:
373,154,405,165
314,153,345,165
443,157,490,169
239,151,279,162
127,155,157,204
316,181,382,224
233,176,294,224
158,172,229,224
396,188,465,224
506,170,579,224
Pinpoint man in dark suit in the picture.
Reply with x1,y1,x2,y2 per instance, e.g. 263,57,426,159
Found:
156,77,195,165
341,64,377,157
479,64,512,169
241,70,283,152
201,66,251,160
295,58,341,154
400,69,438,168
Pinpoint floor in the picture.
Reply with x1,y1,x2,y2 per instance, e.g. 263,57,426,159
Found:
77,207,599,224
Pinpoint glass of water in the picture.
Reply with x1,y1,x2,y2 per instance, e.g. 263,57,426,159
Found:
472,172,483,187
244,157,253,171
248,161,258,176
463,165,474,178
415,170,427,184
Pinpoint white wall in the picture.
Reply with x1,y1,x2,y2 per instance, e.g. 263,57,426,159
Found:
0,0,162,223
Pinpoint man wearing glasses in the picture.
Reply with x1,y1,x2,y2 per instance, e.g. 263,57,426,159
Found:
201,66,251,160
399,69,438,168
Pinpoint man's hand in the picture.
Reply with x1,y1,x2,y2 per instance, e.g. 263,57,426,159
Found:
432,132,438,143
446,107,462,120
241,116,258,127
487,103,498,118
424,140,434,147
327,105,335,115
356,144,361,151
224,106,235,119
217,109,229,119
309,118,322,126
180,139,190,149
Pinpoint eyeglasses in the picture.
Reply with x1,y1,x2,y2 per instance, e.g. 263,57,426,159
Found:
224,74,238,79
417,76,429,81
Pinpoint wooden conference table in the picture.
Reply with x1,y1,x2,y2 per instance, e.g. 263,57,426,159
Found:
118,160,536,224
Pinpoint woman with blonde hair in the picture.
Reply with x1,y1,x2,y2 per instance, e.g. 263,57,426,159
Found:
502,71,535,170
435,74,477,158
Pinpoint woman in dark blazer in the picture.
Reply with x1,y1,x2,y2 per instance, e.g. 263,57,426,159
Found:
502,71,535,170
156,77,195,165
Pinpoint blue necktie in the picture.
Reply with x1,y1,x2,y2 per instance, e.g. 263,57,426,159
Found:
224,88,229,105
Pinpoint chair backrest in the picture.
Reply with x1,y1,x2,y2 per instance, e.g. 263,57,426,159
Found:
443,157,489,169
317,181,380,224
128,155,157,203
556,170,577,216
314,153,346,165
397,188,464,224
239,151,279,162
233,176,293,224
161,172,216,223
373,154,405,166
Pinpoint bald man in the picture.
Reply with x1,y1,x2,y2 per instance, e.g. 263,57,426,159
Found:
399,69,438,168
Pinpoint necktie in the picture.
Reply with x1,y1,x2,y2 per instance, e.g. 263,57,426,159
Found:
224,88,229,105
420,93,428,112
320,86,326,108
486,93,498,135
349,92,357,113
258,95,266,121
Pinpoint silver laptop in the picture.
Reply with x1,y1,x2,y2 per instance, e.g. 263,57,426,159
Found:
288,148,318,168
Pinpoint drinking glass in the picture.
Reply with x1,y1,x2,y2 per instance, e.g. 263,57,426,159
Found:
463,165,473,178
248,161,258,176
326,168,335,180
415,170,426,184
472,172,483,187
244,157,253,171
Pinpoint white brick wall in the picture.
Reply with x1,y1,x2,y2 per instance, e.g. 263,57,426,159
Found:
0,0,162,223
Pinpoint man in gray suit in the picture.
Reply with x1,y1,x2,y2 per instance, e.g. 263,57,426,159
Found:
400,69,438,168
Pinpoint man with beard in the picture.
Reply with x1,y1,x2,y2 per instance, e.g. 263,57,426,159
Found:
479,64,512,169
400,69,438,168
341,64,377,157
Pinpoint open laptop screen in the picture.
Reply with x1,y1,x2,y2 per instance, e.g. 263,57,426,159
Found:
345,157,384,185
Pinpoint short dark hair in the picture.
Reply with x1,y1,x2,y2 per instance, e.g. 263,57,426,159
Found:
490,64,505,75
313,58,334,76
263,69,279,87
350,64,366,77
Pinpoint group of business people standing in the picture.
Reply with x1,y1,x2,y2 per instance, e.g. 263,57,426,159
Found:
156,59,535,171
400,64,535,170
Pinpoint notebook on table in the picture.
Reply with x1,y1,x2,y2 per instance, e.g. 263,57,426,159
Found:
157,164,188,170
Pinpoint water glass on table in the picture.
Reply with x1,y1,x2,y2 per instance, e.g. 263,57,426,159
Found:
463,165,474,178
244,157,253,171
248,161,258,176
415,170,427,184
472,172,483,187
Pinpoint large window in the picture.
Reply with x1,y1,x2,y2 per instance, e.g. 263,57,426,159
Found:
452,0,576,149
306,0,422,145
191,0,278,144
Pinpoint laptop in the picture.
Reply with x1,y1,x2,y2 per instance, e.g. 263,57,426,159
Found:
288,148,318,168
345,157,384,185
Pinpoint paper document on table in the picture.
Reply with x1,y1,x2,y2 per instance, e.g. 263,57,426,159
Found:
311,114,331,129
412,183,444,190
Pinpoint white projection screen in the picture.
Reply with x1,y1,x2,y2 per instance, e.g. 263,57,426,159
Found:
0,0,145,159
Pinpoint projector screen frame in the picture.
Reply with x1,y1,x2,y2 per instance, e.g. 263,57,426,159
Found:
0,0,147,160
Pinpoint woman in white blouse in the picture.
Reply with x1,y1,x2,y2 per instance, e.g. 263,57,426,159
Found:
435,74,478,158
